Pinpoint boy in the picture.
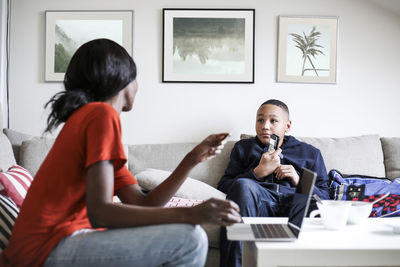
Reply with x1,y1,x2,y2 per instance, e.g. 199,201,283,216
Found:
218,99,330,267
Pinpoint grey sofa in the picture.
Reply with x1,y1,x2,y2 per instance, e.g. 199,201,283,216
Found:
1,125,400,266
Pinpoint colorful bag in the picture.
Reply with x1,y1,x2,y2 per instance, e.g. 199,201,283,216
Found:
328,170,400,217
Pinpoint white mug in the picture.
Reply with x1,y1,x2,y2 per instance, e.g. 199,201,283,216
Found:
310,200,351,230
347,201,372,224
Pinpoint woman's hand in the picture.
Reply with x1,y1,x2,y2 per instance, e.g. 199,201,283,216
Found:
188,133,230,164
188,198,242,226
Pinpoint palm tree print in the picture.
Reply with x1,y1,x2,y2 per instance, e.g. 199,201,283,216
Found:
290,26,326,76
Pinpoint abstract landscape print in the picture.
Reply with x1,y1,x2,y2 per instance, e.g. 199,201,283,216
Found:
163,9,254,83
173,17,245,75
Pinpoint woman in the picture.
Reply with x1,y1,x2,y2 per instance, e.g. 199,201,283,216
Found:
1,39,241,267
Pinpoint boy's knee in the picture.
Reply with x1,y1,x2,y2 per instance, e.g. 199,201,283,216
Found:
228,179,258,199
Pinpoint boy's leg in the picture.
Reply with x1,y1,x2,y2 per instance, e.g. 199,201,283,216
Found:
45,224,208,267
219,178,280,267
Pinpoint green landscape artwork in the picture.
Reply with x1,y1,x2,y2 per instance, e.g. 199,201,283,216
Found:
172,17,245,75
54,20,123,73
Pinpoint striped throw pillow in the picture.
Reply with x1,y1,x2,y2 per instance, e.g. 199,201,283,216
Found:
0,195,19,250
0,165,33,208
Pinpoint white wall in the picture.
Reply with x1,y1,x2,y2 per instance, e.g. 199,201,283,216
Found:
8,0,400,144
0,0,8,128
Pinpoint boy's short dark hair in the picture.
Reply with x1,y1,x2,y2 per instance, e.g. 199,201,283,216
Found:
260,99,290,118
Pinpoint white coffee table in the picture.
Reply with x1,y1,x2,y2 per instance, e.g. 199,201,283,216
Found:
240,217,400,267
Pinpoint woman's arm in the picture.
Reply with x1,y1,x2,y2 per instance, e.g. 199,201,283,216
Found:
118,133,230,207
86,160,241,228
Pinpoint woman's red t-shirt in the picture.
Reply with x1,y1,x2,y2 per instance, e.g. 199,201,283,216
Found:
1,102,137,266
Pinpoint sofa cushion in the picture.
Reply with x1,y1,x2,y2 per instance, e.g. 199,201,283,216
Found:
19,135,128,177
381,137,400,180
240,134,386,178
0,132,16,172
19,137,55,176
0,165,34,208
3,128,34,164
129,141,235,187
298,135,385,178
135,168,226,200
0,195,19,251
202,224,221,249
135,168,224,249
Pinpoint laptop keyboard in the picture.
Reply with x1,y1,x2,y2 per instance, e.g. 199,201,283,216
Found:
251,224,291,239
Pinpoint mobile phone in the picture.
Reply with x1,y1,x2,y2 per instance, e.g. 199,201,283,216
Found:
267,134,279,152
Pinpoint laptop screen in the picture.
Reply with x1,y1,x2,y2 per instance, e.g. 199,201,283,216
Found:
287,168,316,237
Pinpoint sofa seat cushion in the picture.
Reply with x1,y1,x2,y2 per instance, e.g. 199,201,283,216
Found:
202,224,221,249
0,132,16,172
381,137,400,180
135,168,226,200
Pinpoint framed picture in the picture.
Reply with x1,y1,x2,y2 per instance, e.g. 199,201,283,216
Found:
277,16,338,84
163,8,255,83
45,10,133,82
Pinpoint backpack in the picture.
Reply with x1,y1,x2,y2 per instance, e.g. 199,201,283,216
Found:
328,169,400,217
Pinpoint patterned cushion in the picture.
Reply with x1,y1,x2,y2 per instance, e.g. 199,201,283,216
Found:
0,195,19,251
165,197,204,207
329,170,400,217
0,165,33,208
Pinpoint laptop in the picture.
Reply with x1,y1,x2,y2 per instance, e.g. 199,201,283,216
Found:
227,167,316,241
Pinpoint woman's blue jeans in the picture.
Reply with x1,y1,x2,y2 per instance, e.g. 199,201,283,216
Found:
219,178,293,267
45,224,208,267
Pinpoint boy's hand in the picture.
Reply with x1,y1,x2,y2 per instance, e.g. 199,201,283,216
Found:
188,133,229,164
274,165,300,186
253,148,282,179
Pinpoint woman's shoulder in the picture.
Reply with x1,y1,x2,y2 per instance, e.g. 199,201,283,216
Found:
66,102,120,129
83,102,116,112
77,102,118,118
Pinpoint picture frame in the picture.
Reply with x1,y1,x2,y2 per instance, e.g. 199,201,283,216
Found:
162,8,255,83
45,10,133,82
277,16,338,84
